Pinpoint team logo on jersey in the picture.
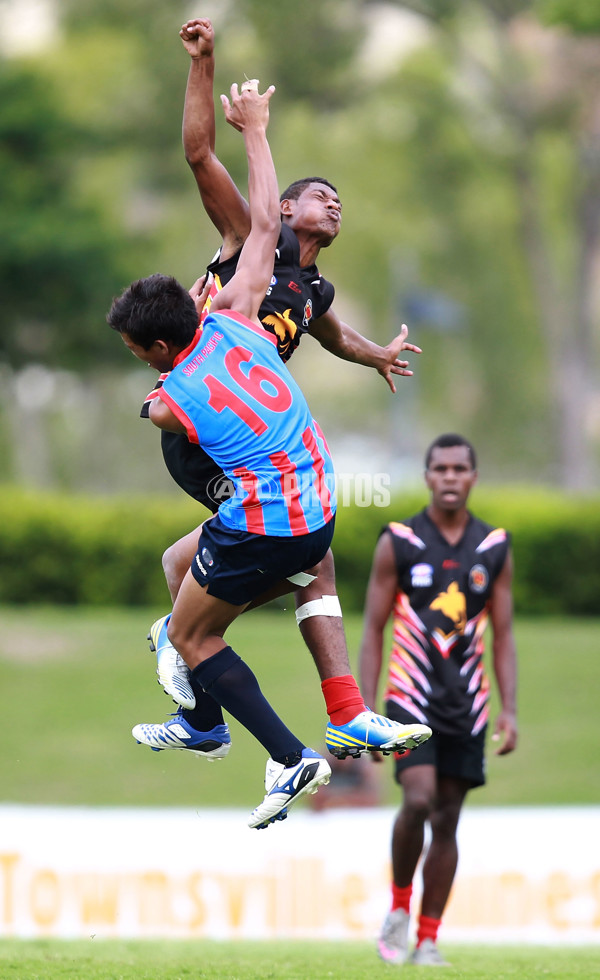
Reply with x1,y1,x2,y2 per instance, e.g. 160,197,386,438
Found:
302,298,313,327
430,581,467,633
469,564,488,593
411,563,433,587
262,309,297,352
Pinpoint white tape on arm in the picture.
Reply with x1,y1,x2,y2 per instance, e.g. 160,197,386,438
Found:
295,594,343,625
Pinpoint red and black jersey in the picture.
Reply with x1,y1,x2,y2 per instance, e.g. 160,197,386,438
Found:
206,222,334,361
142,224,335,510
383,510,510,737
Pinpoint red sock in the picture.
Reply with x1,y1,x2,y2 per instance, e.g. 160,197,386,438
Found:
321,675,366,725
416,914,441,947
391,882,412,914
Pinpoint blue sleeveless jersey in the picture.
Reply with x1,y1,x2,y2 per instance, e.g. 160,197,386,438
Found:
160,309,336,536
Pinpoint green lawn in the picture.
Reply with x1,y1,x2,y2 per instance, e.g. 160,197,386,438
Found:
1,605,599,807
1,939,599,980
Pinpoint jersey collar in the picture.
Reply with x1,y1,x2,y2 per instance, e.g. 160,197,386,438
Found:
173,327,202,367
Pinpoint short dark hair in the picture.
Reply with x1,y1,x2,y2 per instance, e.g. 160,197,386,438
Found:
425,433,477,470
107,274,198,350
280,177,338,202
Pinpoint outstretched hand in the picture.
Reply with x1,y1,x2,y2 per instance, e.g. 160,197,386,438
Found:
179,18,214,59
220,80,276,134
378,324,422,394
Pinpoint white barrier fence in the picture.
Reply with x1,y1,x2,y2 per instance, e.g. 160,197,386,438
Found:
1,805,599,943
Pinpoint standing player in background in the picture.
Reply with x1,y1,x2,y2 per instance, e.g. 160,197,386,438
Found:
135,17,421,760
359,433,518,965
109,80,432,829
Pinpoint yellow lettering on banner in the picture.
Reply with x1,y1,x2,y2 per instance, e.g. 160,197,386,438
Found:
0,853,20,927
340,874,366,934
138,872,171,928
187,873,206,931
446,874,533,928
30,869,60,930
545,872,572,930
218,875,249,932
73,874,119,926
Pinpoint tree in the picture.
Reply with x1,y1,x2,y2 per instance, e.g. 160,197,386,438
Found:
364,0,600,488
0,59,142,368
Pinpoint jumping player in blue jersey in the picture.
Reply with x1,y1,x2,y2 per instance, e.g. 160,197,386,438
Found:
108,80,431,829
130,15,423,773
133,16,422,742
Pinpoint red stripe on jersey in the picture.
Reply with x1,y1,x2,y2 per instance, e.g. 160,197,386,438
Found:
214,309,279,347
232,466,266,534
270,451,309,536
312,419,333,459
302,426,333,522
155,390,198,444
144,372,170,403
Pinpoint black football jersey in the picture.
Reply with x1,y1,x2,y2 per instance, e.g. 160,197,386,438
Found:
207,222,335,361
383,510,510,736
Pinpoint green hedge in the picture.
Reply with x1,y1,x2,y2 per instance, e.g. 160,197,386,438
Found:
1,486,599,614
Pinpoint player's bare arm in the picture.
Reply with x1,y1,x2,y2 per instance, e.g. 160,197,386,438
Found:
210,81,278,323
489,551,518,756
149,397,186,434
309,310,422,393
180,18,250,257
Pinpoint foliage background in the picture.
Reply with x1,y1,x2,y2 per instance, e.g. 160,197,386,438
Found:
1,0,600,492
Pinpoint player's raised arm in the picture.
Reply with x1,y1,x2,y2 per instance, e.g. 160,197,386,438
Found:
180,18,251,257
210,80,278,324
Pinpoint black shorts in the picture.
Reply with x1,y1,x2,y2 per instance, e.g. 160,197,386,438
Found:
190,512,335,605
385,699,486,789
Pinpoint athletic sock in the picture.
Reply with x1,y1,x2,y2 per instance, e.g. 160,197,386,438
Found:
416,914,441,947
391,882,413,914
191,646,305,762
182,688,225,731
321,675,366,725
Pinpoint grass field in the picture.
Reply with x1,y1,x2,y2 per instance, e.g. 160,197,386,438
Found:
1,939,600,980
1,605,599,808
2,608,600,974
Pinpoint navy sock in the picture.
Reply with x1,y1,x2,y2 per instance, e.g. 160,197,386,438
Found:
182,687,225,732
191,646,304,763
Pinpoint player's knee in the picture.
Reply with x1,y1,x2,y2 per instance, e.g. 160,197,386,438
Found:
402,791,435,823
162,543,189,598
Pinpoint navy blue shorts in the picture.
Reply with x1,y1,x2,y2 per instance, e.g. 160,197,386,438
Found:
190,512,335,605
385,700,486,789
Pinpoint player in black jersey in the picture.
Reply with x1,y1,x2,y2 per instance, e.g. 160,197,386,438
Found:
133,18,421,752
359,434,518,967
